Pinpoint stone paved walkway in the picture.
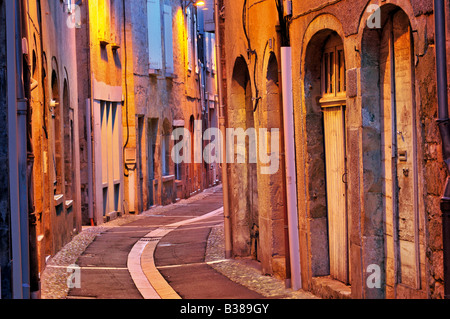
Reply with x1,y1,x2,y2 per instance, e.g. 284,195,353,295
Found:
41,185,318,299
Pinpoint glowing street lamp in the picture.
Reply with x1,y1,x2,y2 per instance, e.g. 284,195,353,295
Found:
184,0,205,7
194,0,205,6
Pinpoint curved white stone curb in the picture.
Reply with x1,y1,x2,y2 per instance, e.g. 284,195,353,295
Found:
127,207,224,299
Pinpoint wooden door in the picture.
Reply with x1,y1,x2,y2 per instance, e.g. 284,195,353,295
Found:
323,105,349,284
138,117,144,213
391,11,420,288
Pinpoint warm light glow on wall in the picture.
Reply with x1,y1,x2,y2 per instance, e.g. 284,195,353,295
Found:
174,7,188,73
95,0,111,42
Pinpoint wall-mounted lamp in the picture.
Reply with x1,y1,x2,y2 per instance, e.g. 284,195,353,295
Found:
183,0,205,7
193,0,206,6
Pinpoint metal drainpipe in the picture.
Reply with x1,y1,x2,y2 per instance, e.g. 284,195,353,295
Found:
6,0,23,299
434,0,450,299
15,0,30,299
87,2,95,225
6,0,31,299
20,0,39,299
280,47,302,291
214,0,232,259
86,99,94,225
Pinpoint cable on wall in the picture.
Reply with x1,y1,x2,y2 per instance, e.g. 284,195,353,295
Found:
242,0,261,113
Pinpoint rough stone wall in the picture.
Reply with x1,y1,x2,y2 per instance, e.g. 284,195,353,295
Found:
222,0,446,298
127,0,214,212
289,0,443,298
223,0,289,277
77,0,125,223
35,0,82,259
128,0,187,210
0,0,83,295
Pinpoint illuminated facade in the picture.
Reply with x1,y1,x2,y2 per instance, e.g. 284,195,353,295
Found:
219,0,448,299
76,0,220,223
0,0,219,298
0,0,82,298
1,0,448,300
76,0,126,225
123,0,220,213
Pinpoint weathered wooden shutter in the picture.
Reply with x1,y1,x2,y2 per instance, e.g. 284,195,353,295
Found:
147,0,163,70
163,5,174,74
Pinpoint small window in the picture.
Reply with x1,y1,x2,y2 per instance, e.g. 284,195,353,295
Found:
162,119,172,177
322,35,346,98
173,126,183,180
186,6,193,71
162,134,171,176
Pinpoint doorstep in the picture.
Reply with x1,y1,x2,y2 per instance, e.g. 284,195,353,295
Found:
311,276,352,299
103,211,122,223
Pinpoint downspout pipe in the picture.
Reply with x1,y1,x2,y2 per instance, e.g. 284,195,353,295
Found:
20,0,39,299
434,0,450,299
214,0,232,259
6,0,30,299
15,0,31,299
6,0,24,299
280,47,302,291
87,2,95,225
86,99,94,224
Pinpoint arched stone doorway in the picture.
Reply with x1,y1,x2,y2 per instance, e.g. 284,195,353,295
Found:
63,78,74,218
304,30,349,284
257,52,289,275
229,56,259,258
361,5,424,292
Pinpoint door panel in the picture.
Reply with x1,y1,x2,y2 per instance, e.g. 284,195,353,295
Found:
323,106,348,284
393,11,420,288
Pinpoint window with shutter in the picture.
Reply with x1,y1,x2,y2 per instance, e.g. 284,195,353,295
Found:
163,5,174,74
205,32,210,70
186,7,193,71
97,0,111,43
147,0,163,70
194,13,199,74
211,33,216,72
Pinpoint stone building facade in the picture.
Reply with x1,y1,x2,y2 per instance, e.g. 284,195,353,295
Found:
29,0,83,289
30,0,83,275
1,0,82,298
1,0,219,299
220,0,447,298
76,0,126,225
121,0,220,215
76,0,220,224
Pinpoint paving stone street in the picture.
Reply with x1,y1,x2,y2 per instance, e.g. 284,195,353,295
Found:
40,185,318,300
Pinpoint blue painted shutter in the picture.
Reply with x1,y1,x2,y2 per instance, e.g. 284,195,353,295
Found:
211,33,216,72
163,5,174,74
186,7,193,71
147,0,163,70
205,32,210,70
